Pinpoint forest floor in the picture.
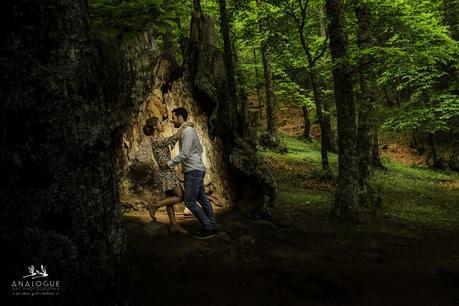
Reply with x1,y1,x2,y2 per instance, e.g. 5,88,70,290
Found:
124,133,459,306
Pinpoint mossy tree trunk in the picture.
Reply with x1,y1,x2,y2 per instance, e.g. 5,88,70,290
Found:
353,0,379,207
326,0,359,219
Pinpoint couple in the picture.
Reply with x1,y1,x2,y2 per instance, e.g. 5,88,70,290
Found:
143,107,218,240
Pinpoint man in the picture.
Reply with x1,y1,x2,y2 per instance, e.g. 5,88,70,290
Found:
162,107,218,239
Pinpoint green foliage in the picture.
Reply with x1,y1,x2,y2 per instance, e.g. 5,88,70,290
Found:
88,0,184,37
383,93,459,133
362,0,459,136
88,0,459,146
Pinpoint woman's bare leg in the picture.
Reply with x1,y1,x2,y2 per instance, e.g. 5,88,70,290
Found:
155,196,182,207
155,184,183,208
149,190,180,221
168,185,187,234
166,205,177,224
149,193,165,221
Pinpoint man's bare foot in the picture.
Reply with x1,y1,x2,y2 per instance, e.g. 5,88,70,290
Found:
149,204,159,221
170,224,188,235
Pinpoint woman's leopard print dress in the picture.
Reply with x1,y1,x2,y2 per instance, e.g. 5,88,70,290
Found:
151,135,179,193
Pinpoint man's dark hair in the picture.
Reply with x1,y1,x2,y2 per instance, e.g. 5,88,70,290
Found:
172,107,188,121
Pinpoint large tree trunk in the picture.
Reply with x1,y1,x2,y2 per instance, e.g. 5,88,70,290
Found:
326,0,359,219
256,0,277,137
353,0,379,207
183,11,277,217
0,1,127,304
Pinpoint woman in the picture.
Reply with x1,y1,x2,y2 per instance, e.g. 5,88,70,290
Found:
143,117,193,234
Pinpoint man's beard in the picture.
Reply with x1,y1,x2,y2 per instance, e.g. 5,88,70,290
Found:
173,122,180,128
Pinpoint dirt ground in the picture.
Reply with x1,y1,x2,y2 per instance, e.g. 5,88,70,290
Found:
124,205,459,306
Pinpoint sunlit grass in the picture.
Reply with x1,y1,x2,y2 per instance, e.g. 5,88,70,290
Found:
260,132,459,233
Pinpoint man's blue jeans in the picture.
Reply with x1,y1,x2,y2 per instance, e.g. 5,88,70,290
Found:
184,170,217,231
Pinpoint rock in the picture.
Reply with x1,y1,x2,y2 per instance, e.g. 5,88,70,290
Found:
142,221,169,237
216,231,232,242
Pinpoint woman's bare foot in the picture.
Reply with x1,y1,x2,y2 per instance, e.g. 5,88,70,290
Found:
170,224,188,235
149,203,159,221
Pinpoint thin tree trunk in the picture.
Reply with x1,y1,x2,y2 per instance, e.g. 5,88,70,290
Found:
256,0,277,137
382,86,393,107
302,105,312,141
298,30,330,168
261,42,276,136
292,2,332,167
353,0,378,207
253,48,264,121
326,0,359,219
443,0,459,41
193,0,202,12
371,128,384,168
232,37,249,135
429,133,443,169
318,7,335,152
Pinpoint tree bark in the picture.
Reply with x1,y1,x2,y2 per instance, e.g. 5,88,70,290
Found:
0,1,128,304
164,24,175,59
429,133,443,169
353,0,378,207
371,128,384,168
256,0,277,137
253,48,264,121
185,9,278,218
326,0,359,219
217,0,240,130
302,105,312,141
193,0,202,12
